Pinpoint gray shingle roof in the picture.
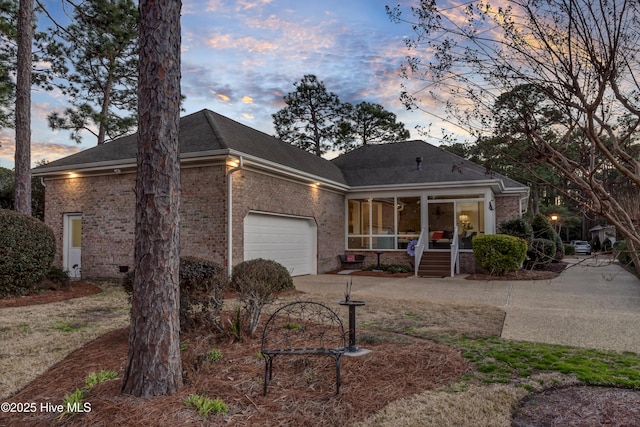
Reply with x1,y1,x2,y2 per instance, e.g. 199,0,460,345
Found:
34,109,347,185
330,140,527,190
34,110,527,193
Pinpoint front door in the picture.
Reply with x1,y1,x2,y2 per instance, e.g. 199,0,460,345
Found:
63,214,82,278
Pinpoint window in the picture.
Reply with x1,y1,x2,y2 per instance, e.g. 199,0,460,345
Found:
347,196,420,250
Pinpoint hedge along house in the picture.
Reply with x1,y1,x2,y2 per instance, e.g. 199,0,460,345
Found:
32,109,528,279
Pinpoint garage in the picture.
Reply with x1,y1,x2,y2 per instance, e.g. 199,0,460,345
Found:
243,212,317,276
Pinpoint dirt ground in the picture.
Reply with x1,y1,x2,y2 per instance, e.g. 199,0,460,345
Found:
1,278,640,426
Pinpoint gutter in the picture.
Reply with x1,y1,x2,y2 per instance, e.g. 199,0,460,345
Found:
226,156,243,277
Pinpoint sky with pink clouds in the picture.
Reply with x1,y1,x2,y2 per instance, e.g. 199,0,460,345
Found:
0,0,462,170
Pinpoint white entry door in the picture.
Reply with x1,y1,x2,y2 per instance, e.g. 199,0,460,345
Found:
244,213,317,276
63,214,82,278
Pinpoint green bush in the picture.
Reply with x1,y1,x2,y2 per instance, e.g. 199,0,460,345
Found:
0,209,56,296
530,213,557,263
230,258,293,334
122,256,227,331
564,243,575,256
499,218,534,243
531,213,557,242
527,238,556,268
179,257,227,331
363,263,411,273
614,240,637,266
472,234,527,276
554,232,565,261
47,265,71,288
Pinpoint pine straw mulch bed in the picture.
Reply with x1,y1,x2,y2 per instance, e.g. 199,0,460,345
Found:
465,262,568,281
0,281,102,308
3,278,640,426
0,320,469,426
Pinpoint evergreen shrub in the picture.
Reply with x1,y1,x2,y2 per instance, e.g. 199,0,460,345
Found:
499,218,534,243
527,238,556,267
122,256,227,331
564,243,575,256
614,240,636,266
472,234,527,276
0,209,56,296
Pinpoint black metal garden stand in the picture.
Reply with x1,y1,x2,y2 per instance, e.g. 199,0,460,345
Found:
338,279,367,353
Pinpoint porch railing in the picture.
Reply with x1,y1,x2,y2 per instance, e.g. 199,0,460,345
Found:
450,225,460,277
414,228,426,276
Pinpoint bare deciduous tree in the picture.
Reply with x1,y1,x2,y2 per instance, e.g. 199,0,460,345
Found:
389,0,640,268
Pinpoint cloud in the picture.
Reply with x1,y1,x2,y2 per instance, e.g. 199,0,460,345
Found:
205,33,278,54
213,92,230,102
0,129,82,168
236,0,273,11
241,96,254,104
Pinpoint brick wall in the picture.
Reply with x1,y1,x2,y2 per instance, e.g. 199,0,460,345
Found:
44,173,136,278
495,195,523,229
44,165,228,278
44,164,346,278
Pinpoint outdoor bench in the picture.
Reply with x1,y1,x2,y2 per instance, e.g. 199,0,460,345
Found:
261,301,347,395
338,253,365,269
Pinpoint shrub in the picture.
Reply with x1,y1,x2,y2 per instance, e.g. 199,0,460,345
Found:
564,243,575,256
531,213,557,242
122,256,227,331
499,218,534,243
230,258,293,334
554,232,565,261
363,263,411,273
614,240,636,266
527,238,556,268
179,257,227,331
47,265,71,288
0,209,56,296
472,234,527,276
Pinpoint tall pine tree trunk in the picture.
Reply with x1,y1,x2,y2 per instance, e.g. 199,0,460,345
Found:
121,0,183,397
14,0,33,215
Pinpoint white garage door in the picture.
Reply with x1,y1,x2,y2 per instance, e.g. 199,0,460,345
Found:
244,213,317,276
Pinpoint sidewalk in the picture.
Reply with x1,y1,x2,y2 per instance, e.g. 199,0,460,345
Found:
293,258,640,353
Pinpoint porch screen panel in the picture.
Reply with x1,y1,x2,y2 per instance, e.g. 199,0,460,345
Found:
348,199,369,249
456,201,485,249
372,198,395,249
347,196,422,250
397,197,420,249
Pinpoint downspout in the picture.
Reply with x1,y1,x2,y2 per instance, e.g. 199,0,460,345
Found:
227,156,243,277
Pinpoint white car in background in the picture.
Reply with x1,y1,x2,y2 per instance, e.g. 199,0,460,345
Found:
571,240,592,255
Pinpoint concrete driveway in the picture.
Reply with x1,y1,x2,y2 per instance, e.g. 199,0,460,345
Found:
293,256,640,354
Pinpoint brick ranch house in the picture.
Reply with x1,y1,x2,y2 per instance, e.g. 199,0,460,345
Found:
32,109,529,279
